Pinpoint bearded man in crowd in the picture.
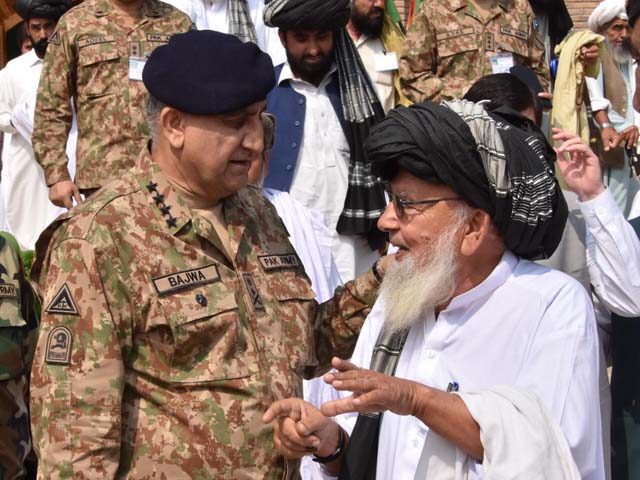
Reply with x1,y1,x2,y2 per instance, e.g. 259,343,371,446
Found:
263,100,605,480
587,0,640,216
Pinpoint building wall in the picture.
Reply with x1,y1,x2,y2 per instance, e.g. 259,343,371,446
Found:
566,0,601,30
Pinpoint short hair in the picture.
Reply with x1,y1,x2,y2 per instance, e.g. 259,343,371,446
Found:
16,22,29,46
145,95,166,143
463,73,542,126
261,113,275,152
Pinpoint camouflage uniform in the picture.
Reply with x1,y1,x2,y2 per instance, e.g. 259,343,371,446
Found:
32,0,191,191
399,0,549,103
0,235,39,480
30,149,380,479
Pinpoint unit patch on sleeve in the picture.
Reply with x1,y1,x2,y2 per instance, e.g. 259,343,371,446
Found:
258,253,301,271
152,264,220,295
46,283,79,315
48,31,60,45
45,326,73,365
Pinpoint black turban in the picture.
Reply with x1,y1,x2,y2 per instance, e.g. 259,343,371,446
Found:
365,100,568,260
629,0,640,27
264,0,350,31
14,0,71,20
143,30,275,115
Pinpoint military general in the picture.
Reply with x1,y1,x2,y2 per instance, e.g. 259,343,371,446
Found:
30,30,389,478
400,0,549,103
32,0,191,209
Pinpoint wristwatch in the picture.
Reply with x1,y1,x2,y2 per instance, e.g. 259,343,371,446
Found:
312,427,346,464
600,122,614,129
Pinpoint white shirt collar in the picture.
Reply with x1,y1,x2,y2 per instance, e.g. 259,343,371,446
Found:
278,61,338,90
443,251,518,314
22,48,42,67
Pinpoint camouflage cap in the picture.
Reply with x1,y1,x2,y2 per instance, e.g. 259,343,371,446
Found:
142,30,275,115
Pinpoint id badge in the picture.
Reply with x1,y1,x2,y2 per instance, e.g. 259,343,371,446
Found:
489,53,514,74
374,52,398,72
129,56,146,81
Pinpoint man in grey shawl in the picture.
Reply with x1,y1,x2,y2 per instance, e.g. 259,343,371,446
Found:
263,100,605,480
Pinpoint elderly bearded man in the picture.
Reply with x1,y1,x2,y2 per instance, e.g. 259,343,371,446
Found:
586,0,640,216
263,101,605,480
29,30,391,478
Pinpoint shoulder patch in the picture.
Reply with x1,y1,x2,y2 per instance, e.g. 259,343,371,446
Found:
46,283,79,315
48,31,60,45
45,326,73,365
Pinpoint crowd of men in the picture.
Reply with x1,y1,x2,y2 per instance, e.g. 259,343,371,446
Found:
2,0,640,478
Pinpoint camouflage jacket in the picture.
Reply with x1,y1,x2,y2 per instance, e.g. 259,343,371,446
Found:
0,235,39,480
32,0,191,190
30,149,380,479
399,0,549,103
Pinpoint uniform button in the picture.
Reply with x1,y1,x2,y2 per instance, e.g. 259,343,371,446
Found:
285,164,292,171
291,142,297,148
196,293,208,307
426,350,435,359
294,120,301,127
297,98,304,105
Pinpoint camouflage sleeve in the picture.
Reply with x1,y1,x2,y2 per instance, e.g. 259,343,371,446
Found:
33,16,75,187
31,238,128,478
399,6,442,104
527,12,550,91
0,239,37,480
307,268,380,377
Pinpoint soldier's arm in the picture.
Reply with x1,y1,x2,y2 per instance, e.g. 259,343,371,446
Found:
527,13,550,91
31,238,128,478
33,16,75,187
307,259,389,376
399,7,442,103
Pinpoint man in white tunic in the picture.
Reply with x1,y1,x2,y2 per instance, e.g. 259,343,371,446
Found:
0,0,70,250
262,0,388,283
586,0,640,217
263,100,604,479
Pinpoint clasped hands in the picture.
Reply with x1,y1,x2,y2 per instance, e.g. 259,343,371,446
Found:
262,357,421,461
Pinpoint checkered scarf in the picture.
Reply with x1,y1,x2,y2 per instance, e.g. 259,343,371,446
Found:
228,0,257,44
338,326,409,480
334,29,387,236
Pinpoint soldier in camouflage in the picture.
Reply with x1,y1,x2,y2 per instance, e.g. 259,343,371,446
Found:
30,30,391,479
0,234,39,479
399,0,550,103
32,0,191,209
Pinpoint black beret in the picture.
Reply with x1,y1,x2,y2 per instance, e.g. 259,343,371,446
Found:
143,30,276,115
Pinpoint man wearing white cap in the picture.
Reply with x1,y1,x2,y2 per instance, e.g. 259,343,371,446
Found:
587,0,640,217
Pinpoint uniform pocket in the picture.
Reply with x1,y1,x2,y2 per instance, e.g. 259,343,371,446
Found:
157,282,252,384
78,40,120,97
266,270,318,375
436,27,478,58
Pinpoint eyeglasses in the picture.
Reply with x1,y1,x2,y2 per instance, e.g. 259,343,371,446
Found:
385,189,462,219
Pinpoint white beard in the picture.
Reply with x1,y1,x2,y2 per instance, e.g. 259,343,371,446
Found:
379,221,461,336
607,40,632,64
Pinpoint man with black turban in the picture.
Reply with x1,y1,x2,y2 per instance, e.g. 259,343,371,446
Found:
263,100,605,480
262,0,387,284
29,30,392,478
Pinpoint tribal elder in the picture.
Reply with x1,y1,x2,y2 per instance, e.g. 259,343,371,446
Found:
29,30,392,478
263,101,605,480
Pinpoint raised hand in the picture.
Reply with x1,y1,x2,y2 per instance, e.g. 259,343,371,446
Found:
553,128,605,201
321,357,420,417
